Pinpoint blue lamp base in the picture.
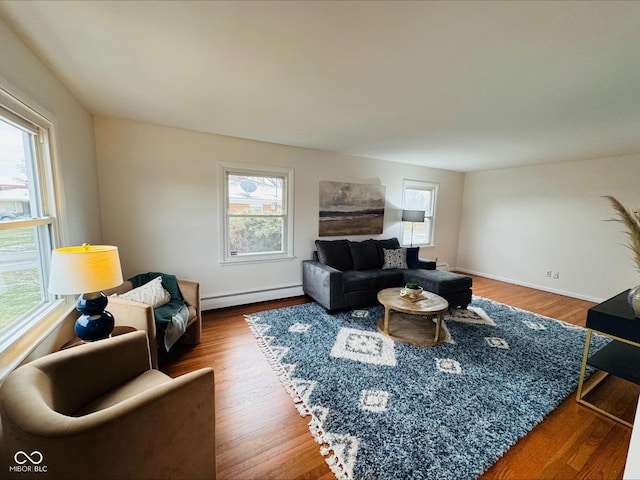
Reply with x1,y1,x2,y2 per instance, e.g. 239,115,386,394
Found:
75,292,115,341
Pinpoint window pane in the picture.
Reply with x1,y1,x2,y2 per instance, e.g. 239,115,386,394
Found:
228,216,284,255
402,181,437,246
404,188,432,213
0,100,55,339
0,119,31,219
0,226,44,331
228,174,283,216
403,220,431,245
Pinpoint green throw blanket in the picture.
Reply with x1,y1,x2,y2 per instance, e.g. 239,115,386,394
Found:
128,272,187,350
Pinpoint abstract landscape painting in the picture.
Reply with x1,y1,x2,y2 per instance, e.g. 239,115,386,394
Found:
319,181,385,236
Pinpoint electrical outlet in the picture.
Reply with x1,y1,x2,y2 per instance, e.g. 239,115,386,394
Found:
553,272,559,279
546,271,552,278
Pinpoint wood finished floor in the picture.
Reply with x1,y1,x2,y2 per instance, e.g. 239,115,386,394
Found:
160,274,639,480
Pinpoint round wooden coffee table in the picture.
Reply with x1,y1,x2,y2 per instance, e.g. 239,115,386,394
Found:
377,287,449,346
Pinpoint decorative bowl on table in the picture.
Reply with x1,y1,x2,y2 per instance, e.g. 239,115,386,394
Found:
402,283,423,299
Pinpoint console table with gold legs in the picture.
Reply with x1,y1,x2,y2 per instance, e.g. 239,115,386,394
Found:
576,290,640,428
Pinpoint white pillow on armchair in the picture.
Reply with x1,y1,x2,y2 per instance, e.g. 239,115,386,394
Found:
114,276,171,308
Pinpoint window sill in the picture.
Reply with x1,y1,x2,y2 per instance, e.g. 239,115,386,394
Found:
0,300,75,382
220,255,296,266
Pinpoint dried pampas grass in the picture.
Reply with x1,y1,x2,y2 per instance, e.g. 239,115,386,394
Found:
605,195,640,275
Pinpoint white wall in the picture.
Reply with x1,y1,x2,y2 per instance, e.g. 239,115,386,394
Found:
0,16,104,371
94,117,465,308
458,155,640,302
0,16,101,245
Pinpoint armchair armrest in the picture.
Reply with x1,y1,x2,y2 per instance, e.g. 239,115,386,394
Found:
107,297,159,368
177,278,199,309
178,278,202,345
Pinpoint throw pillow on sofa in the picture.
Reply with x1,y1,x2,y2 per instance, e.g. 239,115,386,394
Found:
382,248,408,269
375,238,400,265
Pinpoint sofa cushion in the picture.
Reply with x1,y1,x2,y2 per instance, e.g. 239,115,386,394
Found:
375,238,400,265
343,269,404,293
382,248,408,269
343,270,377,292
316,239,354,271
370,269,405,290
348,240,380,270
406,247,420,269
404,269,473,295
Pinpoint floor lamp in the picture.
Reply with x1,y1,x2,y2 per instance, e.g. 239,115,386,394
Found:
402,209,425,247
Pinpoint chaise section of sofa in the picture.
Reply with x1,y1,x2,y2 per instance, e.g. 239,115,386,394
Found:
302,237,472,311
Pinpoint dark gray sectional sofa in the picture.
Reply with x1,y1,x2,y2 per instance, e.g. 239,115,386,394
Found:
302,237,472,311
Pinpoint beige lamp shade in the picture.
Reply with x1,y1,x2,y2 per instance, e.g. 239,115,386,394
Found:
48,244,124,294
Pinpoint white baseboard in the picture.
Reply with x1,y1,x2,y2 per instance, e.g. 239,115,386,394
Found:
202,270,606,311
456,268,606,304
202,285,304,310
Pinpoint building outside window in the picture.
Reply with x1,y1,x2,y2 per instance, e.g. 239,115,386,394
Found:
402,180,438,246
220,162,294,263
0,88,60,345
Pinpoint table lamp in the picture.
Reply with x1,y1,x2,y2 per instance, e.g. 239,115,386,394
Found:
48,243,124,341
402,209,425,247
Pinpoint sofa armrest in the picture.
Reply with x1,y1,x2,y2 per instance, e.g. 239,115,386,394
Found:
302,260,346,311
419,260,437,270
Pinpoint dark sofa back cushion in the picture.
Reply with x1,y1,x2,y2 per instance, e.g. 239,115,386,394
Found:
406,247,420,269
348,240,380,270
315,240,354,271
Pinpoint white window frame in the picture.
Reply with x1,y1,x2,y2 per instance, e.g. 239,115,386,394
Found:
219,162,294,264
0,84,63,355
401,179,439,247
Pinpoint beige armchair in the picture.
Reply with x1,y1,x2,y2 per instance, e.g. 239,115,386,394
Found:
106,277,202,368
0,331,215,479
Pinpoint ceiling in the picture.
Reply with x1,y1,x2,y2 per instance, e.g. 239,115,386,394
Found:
1,1,639,172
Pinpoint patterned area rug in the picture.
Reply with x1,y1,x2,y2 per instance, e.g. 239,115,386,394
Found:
245,296,606,480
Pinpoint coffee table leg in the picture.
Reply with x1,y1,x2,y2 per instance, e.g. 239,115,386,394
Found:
434,312,442,342
384,306,390,335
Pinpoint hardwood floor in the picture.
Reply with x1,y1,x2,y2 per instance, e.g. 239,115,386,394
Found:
160,275,638,480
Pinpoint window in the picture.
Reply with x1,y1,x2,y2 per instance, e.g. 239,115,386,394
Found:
220,162,293,263
0,88,60,344
401,180,438,246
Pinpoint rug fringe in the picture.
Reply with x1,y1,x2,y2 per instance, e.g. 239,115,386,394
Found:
244,314,352,480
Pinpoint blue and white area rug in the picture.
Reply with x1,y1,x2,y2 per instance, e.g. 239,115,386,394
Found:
245,296,607,480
